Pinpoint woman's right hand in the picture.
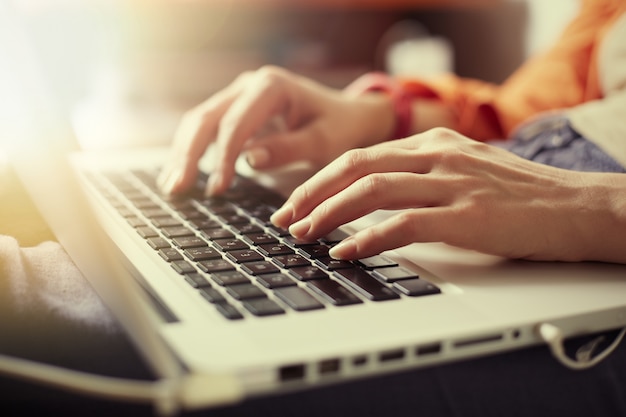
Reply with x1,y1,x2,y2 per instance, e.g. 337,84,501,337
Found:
158,66,395,196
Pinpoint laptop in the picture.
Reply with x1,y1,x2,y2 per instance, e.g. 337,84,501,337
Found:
4,3,626,413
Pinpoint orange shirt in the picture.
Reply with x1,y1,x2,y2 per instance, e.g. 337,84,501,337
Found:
400,0,626,141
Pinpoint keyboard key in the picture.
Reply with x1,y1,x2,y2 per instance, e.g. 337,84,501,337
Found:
230,223,263,235
132,199,158,210
213,238,249,252
246,205,275,224
272,254,311,269
179,209,206,220
162,226,195,238
308,279,363,306
225,249,264,264
141,208,171,218
166,199,194,211
266,225,290,237
171,260,196,275
151,217,182,228
257,243,294,257
226,284,266,300
215,302,244,320
334,269,400,301
314,257,355,271
371,266,419,283
137,226,159,239
158,248,184,262
357,255,398,270
242,298,285,316
185,273,212,288
198,259,235,274
289,266,329,281
240,261,281,276
274,287,324,311
392,279,441,297
242,233,278,246
200,228,235,240
233,197,264,210
188,219,222,230
284,236,319,248
210,270,250,286
218,213,249,225
199,199,235,214
183,247,221,262
256,273,297,289
198,287,226,303
172,236,207,249
298,244,330,259
146,237,170,250
127,217,146,228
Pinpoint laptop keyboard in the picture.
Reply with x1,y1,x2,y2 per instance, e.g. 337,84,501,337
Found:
88,169,441,320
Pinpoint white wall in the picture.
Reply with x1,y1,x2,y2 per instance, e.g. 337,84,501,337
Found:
521,0,581,57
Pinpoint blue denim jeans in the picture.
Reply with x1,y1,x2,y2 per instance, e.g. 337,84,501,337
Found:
497,115,626,173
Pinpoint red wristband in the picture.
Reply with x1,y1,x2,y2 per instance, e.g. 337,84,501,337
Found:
344,72,414,140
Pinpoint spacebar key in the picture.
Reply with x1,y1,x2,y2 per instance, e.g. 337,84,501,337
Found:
274,287,324,311
335,269,400,301
307,279,362,306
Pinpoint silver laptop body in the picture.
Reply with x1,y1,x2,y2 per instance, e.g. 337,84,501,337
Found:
5,1,626,410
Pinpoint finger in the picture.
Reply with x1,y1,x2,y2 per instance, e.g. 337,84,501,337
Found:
271,147,425,228
208,69,295,195
158,76,247,194
288,172,448,241
329,207,452,260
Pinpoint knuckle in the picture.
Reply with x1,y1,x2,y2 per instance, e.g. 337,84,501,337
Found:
393,210,421,235
429,126,457,140
254,65,288,87
355,173,389,199
358,226,383,248
338,148,371,173
291,181,314,206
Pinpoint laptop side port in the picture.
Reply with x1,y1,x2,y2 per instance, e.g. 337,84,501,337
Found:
379,348,406,363
416,342,442,356
318,358,341,376
279,364,306,382
453,334,503,348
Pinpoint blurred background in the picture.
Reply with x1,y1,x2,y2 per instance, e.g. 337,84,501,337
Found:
1,0,580,150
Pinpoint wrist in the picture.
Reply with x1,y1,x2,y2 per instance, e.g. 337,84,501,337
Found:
344,72,414,140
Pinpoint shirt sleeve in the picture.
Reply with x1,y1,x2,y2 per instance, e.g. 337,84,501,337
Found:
398,0,625,141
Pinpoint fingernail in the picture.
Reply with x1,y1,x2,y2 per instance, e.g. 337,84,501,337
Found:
270,202,294,227
245,147,270,169
289,217,311,238
329,237,357,260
